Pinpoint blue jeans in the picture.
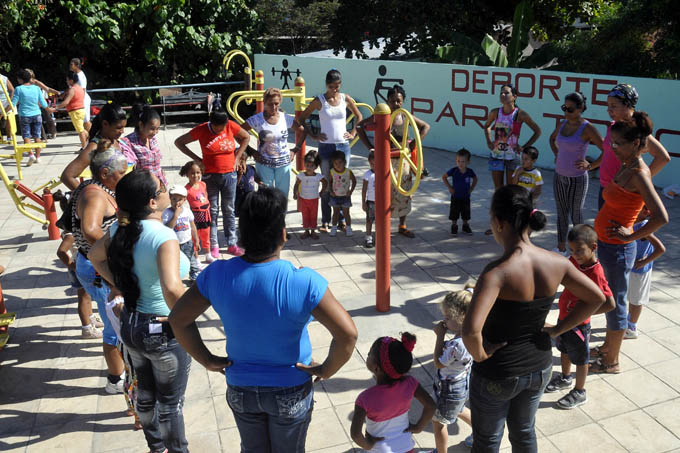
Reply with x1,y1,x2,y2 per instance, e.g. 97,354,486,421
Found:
179,241,200,280
470,365,552,453
598,240,637,331
204,172,237,248
121,309,191,453
75,252,117,346
318,142,351,224
227,380,314,453
256,163,291,198
19,114,41,139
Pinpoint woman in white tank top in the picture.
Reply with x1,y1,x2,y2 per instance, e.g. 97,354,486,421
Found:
295,69,362,231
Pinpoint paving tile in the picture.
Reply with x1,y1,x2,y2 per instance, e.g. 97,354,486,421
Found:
306,407,351,451
645,398,680,440
548,423,625,452
578,378,637,421
602,367,679,408
620,333,678,367
600,409,680,453
0,429,31,453
646,357,680,394
534,389,593,436
184,396,218,435
26,418,95,453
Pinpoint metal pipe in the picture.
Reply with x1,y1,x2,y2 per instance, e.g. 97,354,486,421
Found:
374,103,392,312
88,81,241,94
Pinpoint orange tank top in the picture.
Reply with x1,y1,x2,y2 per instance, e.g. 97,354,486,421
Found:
67,84,85,112
594,182,644,244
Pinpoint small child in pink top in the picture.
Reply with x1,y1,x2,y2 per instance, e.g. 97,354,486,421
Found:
351,332,436,453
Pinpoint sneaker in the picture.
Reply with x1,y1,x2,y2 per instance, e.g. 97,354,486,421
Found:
545,373,573,393
89,314,105,328
462,224,472,234
105,372,125,394
210,247,220,259
329,226,337,237
624,328,639,339
204,252,216,264
464,434,473,448
451,224,458,235
27,153,37,166
556,388,587,409
365,235,374,248
81,324,103,339
226,245,244,256
35,157,40,164
345,226,353,237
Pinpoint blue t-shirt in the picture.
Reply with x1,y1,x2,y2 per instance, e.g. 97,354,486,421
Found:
109,219,189,315
632,220,654,274
446,167,476,199
196,258,328,387
11,84,47,117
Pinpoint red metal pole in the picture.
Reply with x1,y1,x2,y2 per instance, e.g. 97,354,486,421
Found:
43,188,60,240
294,76,306,172
255,70,264,114
0,265,6,335
374,104,392,312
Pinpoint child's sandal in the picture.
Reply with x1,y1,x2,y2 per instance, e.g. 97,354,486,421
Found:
589,358,620,374
398,226,415,238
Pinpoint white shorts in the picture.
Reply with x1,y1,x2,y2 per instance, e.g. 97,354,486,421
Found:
83,93,91,123
628,270,651,306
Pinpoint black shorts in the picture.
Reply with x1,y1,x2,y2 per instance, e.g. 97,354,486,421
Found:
449,197,471,221
365,200,375,222
556,323,591,366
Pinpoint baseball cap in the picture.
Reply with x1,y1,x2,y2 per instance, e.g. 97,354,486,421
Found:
169,184,187,197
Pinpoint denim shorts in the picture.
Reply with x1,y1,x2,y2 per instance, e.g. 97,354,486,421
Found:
433,373,470,424
19,114,42,139
67,268,82,289
365,200,375,221
556,324,591,366
598,240,636,331
75,252,117,346
330,195,351,208
227,379,314,452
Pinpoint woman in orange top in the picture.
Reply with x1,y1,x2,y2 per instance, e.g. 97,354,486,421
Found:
49,72,88,148
591,112,668,373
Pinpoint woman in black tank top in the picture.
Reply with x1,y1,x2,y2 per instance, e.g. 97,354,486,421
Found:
462,185,606,452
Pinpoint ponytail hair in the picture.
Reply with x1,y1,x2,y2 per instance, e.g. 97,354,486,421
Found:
387,84,406,100
325,68,342,84
90,103,126,139
491,185,546,234
565,91,587,112
130,103,160,131
107,170,157,312
611,111,653,149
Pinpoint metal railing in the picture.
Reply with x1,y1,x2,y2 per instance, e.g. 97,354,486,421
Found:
87,81,243,94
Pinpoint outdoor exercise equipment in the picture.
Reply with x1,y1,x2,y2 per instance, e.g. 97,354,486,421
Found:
388,109,423,197
0,82,47,180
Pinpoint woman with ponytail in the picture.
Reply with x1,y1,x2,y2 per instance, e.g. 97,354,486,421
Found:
350,332,436,452
590,112,668,374
169,187,357,452
71,139,128,393
462,185,607,452
120,103,165,185
89,169,191,453
60,102,136,190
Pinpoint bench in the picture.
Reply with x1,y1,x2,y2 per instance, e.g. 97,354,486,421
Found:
159,88,216,129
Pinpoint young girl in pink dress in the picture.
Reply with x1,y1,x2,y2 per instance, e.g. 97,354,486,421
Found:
351,333,436,452
180,160,213,263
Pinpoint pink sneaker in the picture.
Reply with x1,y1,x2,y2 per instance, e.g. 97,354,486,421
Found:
226,245,244,256
210,247,220,259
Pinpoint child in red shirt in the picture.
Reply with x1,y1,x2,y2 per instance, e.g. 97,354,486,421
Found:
180,160,213,263
545,224,615,409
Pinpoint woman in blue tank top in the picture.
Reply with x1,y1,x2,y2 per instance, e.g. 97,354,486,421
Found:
548,92,604,254
462,185,607,452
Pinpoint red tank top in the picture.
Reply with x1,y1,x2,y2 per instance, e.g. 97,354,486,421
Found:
67,84,85,112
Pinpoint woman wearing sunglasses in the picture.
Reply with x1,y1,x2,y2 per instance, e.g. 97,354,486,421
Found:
548,92,604,254
587,84,670,209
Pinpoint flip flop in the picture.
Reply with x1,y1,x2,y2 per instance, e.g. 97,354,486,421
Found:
398,227,415,238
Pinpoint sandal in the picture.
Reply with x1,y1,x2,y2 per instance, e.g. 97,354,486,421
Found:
589,358,620,374
310,232,319,240
300,231,311,239
398,226,415,238
590,345,608,359
319,224,329,233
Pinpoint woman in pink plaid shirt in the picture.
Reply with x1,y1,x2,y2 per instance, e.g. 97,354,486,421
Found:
120,104,166,185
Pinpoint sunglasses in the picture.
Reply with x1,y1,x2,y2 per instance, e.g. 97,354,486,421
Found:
561,105,577,113
610,140,628,149
154,179,167,198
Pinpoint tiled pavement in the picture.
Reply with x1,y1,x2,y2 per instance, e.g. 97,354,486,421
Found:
0,126,678,452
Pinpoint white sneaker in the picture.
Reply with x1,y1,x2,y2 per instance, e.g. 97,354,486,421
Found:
35,157,40,164
329,226,338,237
345,226,353,237
204,252,216,264
81,324,103,339
624,328,639,339
105,372,126,394
89,314,105,328
27,154,36,167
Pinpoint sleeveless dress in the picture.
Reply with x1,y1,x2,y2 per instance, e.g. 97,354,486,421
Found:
491,107,522,162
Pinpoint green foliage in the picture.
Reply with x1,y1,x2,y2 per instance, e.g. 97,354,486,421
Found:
256,0,340,55
507,0,533,66
550,0,680,78
0,0,261,91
